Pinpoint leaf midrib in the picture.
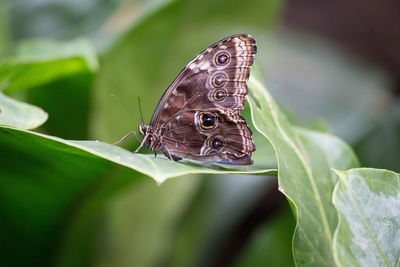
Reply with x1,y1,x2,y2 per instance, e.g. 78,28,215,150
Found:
250,78,333,264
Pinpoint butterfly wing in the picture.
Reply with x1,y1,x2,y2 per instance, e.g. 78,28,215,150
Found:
161,109,255,164
150,34,256,164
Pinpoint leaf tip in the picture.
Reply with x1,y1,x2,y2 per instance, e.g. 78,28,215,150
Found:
156,179,164,186
331,168,346,180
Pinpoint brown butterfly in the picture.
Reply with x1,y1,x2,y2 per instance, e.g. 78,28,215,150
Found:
117,34,256,165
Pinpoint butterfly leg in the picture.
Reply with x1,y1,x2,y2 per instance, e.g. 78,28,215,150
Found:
113,131,141,145
169,154,182,161
163,148,182,161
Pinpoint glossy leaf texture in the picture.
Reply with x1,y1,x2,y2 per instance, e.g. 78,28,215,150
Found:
248,66,360,266
332,168,400,267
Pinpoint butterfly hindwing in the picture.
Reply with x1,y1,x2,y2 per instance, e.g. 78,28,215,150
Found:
160,109,255,164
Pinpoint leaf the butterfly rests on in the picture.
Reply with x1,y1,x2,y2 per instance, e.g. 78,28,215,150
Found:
133,34,257,165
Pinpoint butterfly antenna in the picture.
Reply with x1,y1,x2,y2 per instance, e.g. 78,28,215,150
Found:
111,94,143,123
138,97,145,123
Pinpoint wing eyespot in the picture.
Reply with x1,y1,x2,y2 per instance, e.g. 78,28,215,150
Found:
211,73,227,88
199,112,217,130
213,89,227,101
209,137,225,150
215,52,230,66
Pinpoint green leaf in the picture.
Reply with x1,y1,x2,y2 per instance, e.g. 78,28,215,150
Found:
0,38,98,91
0,123,111,267
332,168,400,267
248,67,360,266
0,91,47,129
0,126,275,185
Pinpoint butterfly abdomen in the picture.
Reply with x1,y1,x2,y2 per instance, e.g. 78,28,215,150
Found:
147,133,163,151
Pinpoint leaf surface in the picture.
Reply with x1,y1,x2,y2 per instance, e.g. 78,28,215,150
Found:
248,67,359,266
332,168,400,267
0,125,275,184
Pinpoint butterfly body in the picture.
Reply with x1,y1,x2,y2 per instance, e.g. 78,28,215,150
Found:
137,34,257,165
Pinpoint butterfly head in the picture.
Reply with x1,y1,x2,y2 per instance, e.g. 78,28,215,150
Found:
139,122,149,136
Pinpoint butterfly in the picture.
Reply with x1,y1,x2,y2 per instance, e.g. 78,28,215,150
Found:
117,34,257,165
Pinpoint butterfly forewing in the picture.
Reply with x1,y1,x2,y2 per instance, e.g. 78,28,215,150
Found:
150,34,256,127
